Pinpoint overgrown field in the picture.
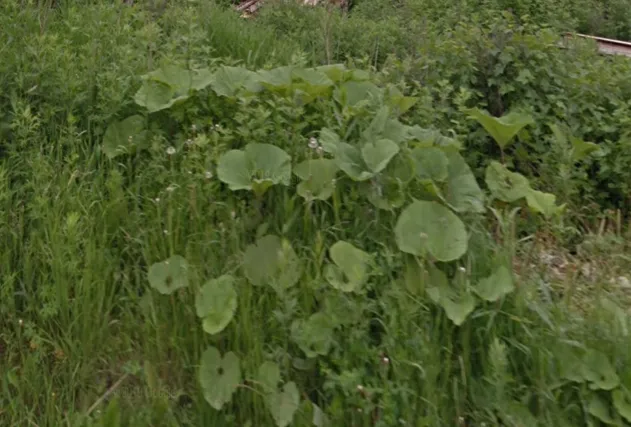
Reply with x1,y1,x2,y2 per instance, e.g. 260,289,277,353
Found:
1,1,631,426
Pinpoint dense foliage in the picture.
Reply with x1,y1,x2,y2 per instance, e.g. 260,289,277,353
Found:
0,1,630,427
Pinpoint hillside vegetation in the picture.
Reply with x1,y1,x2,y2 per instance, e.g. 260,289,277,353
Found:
1,1,630,426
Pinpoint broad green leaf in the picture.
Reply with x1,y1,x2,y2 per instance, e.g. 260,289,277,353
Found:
257,361,281,394
361,176,406,211
217,143,292,195
571,137,599,162
292,68,334,96
361,139,399,173
442,293,476,326
318,128,341,154
134,65,213,112
588,394,616,425
267,382,300,427
386,86,418,114
134,80,176,113
425,265,475,326
258,66,293,90
314,64,348,82
474,265,514,302
294,159,338,201
466,108,534,149
581,350,619,390
525,189,564,219
291,312,334,358
242,235,302,290
363,106,390,139
212,66,261,97
147,255,189,295
613,389,631,422
408,126,462,150
334,80,382,108
444,151,485,213
102,115,147,159
195,275,237,335
199,347,241,410
335,143,373,181
325,241,371,292
485,161,531,202
216,150,251,190
412,147,449,182
395,200,468,262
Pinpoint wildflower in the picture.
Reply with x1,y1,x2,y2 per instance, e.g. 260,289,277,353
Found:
166,184,176,193
18,319,23,326
356,385,364,392
163,229,169,235
191,124,197,132
204,170,213,179
128,135,133,143
419,232,428,239
308,137,319,149
316,146,324,155
166,146,176,155
154,197,160,203
458,266,466,273
185,139,193,146
382,356,390,365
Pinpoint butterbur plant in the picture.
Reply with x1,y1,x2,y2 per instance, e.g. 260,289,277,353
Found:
133,61,588,424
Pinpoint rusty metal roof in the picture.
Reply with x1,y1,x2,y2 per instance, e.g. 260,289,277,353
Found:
564,33,631,58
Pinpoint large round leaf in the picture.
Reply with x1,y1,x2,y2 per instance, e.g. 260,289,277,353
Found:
195,275,237,335
293,159,338,201
412,146,449,182
199,347,241,410
290,312,335,358
485,161,531,202
395,201,468,261
361,139,399,174
242,235,301,290
102,115,148,160
217,143,291,196
267,382,300,427
474,265,515,302
147,255,189,295
324,241,371,292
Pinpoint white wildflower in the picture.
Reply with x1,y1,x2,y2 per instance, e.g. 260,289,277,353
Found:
204,170,213,179
166,146,176,155
308,137,319,149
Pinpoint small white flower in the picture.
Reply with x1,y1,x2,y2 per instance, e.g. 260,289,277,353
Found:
419,232,428,239
316,146,324,155
382,356,390,365
204,170,213,179
166,184,177,193
18,319,23,326
191,124,197,132
154,197,160,203
458,266,466,273
356,385,364,392
185,139,193,146
308,137,319,149
163,229,169,235
128,135,133,142
166,146,176,155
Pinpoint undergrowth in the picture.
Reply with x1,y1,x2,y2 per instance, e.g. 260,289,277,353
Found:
0,1,630,427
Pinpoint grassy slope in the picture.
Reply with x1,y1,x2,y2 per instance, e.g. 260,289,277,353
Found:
0,2,630,427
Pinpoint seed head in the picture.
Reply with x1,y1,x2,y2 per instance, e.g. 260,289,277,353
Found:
204,170,213,179
166,184,176,193
308,137,319,149
458,266,466,273
166,146,176,155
